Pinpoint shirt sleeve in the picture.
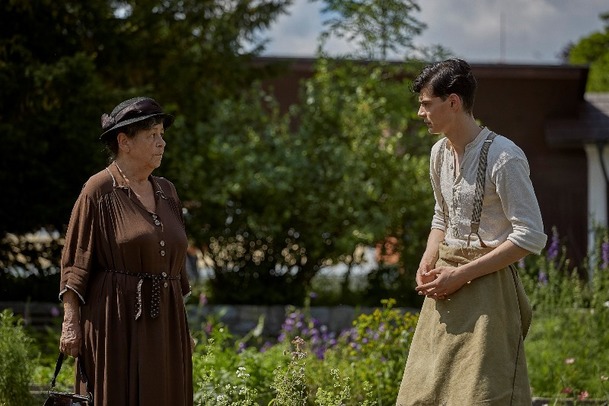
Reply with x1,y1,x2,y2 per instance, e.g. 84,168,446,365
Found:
430,139,447,232
59,189,95,303
492,150,548,255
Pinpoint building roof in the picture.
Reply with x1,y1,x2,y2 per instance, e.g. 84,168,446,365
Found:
546,93,609,148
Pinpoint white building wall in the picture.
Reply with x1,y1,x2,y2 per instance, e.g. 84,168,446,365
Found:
585,143,609,263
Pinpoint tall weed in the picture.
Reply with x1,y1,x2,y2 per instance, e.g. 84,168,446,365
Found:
0,310,34,406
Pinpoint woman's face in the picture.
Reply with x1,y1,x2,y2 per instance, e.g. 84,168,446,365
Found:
124,123,166,170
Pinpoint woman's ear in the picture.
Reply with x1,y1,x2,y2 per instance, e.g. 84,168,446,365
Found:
117,132,130,153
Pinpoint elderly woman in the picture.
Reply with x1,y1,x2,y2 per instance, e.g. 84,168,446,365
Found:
59,97,193,406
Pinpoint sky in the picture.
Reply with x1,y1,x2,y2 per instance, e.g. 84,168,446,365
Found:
261,0,608,64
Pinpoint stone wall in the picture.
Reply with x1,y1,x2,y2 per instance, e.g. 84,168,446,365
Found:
187,304,414,337
0,301,417,337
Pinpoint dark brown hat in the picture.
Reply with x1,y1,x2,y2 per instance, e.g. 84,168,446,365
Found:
99,97,174,141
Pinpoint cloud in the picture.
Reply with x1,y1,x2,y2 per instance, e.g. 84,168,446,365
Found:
414,0,608,63
261,1,324,55
263,0,608,64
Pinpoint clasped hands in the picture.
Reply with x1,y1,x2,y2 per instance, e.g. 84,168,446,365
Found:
415,262,469,300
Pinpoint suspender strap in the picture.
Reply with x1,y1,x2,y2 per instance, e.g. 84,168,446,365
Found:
467,132,498,247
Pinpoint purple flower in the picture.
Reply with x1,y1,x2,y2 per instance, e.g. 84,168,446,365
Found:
538,271,548,285
547,227,560,260
50,306,60,318
602,241,609,269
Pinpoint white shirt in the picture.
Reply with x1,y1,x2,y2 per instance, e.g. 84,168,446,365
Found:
430,127,548,255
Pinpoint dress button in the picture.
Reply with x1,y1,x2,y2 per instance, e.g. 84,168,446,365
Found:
154,220,161,226
162,272,167,277
160,240,166,247
164,282,168,288
160,250,166,256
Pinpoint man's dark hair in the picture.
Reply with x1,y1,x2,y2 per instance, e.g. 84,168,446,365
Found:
411,58,477,113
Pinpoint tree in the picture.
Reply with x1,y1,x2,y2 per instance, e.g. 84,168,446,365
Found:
1,0,437,307
176,58,434,305
0,0,293,236
0,0,293,295
316,0,426,60
568,12,609,92
0,1,114,235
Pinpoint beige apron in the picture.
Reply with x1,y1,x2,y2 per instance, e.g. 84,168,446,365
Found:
395,245,532,405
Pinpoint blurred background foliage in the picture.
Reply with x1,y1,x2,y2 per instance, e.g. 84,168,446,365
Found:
2,0,608,306
0,0,440,307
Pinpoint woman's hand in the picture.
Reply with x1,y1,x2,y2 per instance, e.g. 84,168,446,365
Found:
60,318,82,357
59,289,81,357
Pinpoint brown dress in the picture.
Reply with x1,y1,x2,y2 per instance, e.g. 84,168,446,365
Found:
60,164,193,406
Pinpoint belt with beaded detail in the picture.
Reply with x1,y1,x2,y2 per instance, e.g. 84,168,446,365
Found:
104,269,180,320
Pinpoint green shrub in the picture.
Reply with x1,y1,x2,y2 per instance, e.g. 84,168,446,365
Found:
521,227,609,401
526,309,609,400
0,310,34,406
190,299,415,405
19,230,609,405
305,299,417,405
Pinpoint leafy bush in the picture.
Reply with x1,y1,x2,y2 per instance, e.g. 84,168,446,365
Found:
189,299,415,405
15,228,609,403
521,227,609,401
307,299,417,405
0,310,34,406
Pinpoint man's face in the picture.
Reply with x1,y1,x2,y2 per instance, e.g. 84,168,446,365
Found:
417,86,451,135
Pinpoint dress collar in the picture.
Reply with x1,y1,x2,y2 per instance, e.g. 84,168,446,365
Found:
105,163,167,200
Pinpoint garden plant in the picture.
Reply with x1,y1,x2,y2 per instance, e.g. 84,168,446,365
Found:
2,229,609,404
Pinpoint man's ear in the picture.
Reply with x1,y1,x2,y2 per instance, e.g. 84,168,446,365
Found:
448,93,461,109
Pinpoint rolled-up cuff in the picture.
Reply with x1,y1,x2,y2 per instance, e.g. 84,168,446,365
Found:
508,230,548,256
58,285,86,304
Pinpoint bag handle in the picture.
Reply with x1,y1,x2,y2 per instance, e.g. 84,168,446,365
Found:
50,352,92,394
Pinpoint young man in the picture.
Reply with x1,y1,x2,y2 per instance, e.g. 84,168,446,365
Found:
395,59,547,405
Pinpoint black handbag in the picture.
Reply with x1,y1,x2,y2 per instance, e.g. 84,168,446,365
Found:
43,352,93,406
